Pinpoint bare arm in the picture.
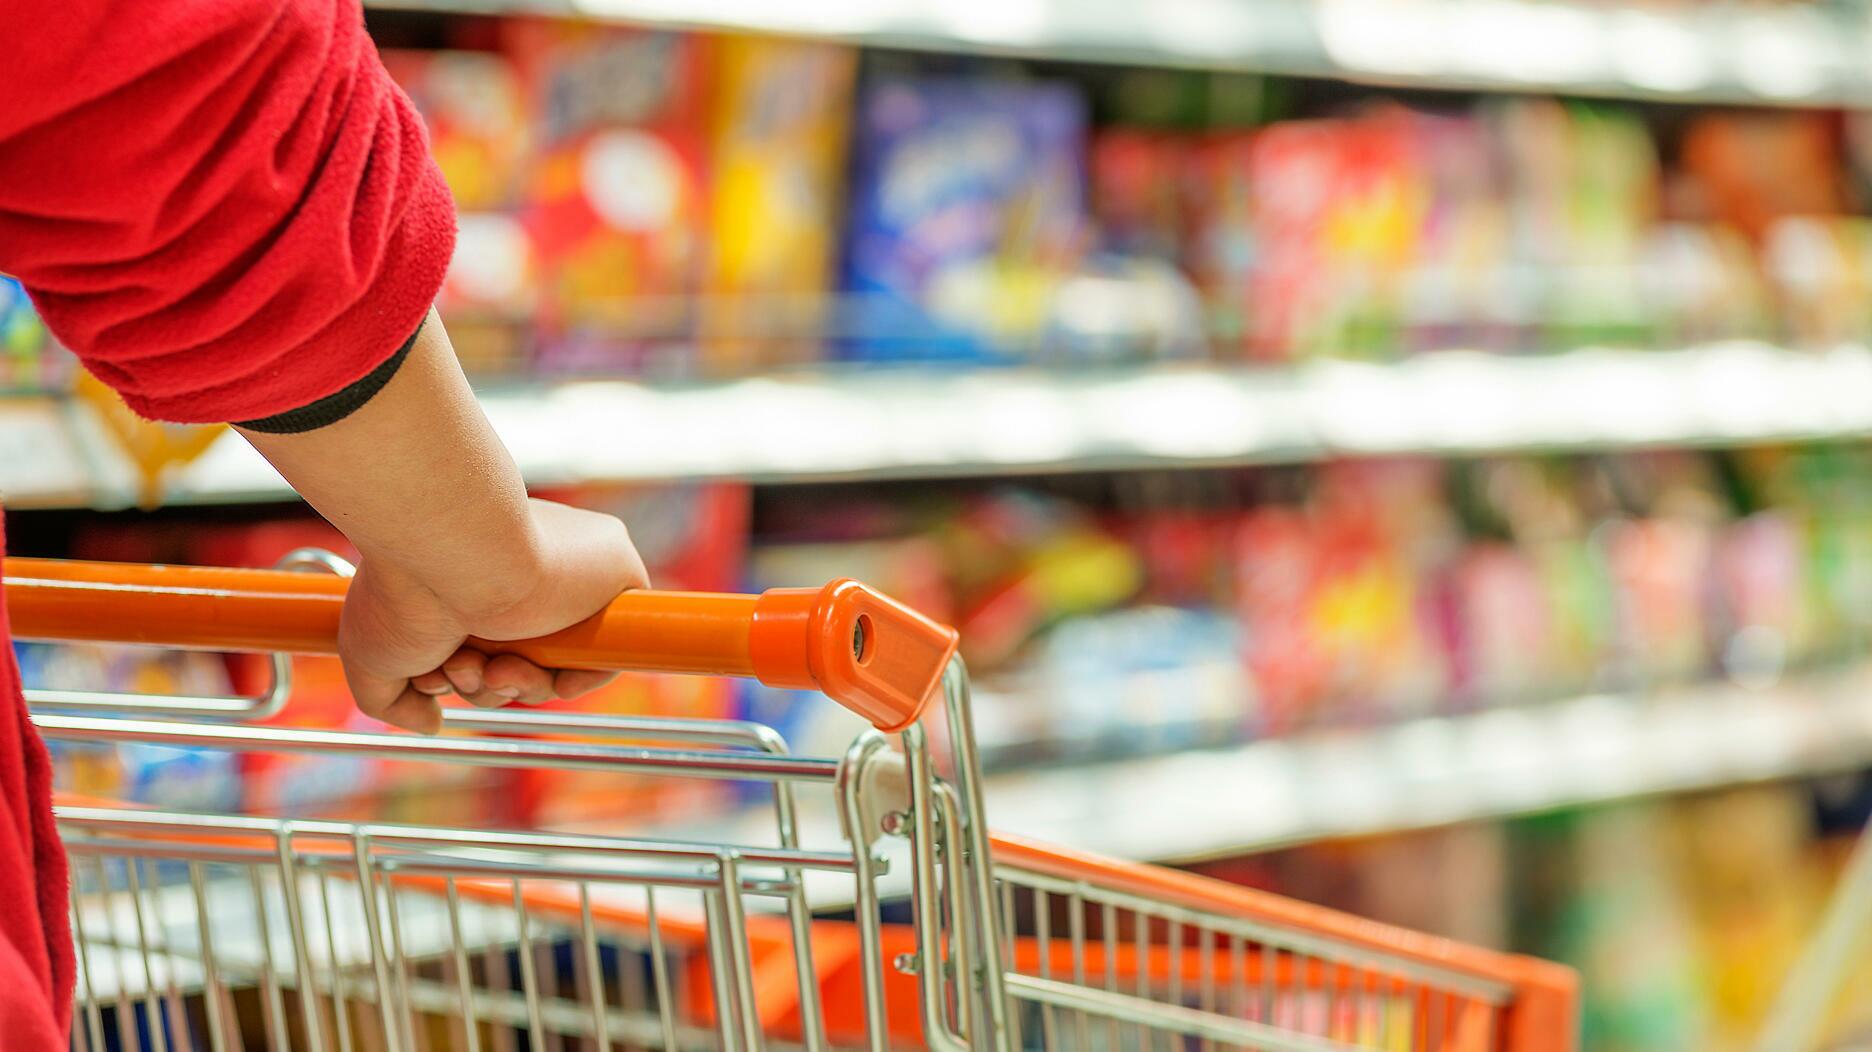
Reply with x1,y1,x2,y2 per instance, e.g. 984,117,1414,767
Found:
240,310,648,732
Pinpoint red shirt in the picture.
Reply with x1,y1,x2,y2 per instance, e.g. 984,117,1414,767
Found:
0,0,456,1040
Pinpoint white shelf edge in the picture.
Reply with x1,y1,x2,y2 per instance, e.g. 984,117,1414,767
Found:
978,664,1872,864
593,662,1872,909
369,0,1872,109
9,341,1872,510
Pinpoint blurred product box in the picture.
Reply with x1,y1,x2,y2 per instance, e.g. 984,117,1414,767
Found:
0,275,67,394
382,49,537,376
841,76,1087,363
701,36,856,375
381,49,532,211
30,642,244,813
507,21,709,376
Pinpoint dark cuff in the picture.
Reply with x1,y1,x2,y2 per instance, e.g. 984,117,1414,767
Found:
235,317,424,434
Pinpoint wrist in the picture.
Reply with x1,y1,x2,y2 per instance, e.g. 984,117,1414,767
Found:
354,499,550,627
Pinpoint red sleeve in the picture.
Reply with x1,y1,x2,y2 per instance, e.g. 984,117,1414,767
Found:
0,0,457,424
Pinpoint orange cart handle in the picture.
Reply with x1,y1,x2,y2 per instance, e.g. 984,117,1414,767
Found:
3,558,958,733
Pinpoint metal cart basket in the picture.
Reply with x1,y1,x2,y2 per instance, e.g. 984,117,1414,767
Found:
6,555,1578,1052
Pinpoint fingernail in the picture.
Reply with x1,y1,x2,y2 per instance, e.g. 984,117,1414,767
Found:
416,683,451,695
495,687,521,699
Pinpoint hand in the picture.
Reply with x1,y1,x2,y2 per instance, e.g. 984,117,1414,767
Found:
336,499,651,732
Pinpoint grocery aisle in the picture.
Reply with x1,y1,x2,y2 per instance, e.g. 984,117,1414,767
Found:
11,2,1872,1048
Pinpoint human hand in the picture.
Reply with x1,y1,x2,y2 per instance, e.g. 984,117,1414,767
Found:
336,498,650,732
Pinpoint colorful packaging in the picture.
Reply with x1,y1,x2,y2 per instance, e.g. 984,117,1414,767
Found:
841,76,1088,362
1763,216,1872,347
701,36,855,374
1245,109,1424,360
1090,130,1190,262
25,640,243,811
0,275,66,393
1181,133,1258,355
509,22,709,374
1400,112,1511,353
382,48,538,374
1489,100,1660,348
381,49,531,211
1678,112,1846,244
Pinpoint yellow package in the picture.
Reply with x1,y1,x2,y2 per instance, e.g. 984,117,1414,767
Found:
702,36,856,375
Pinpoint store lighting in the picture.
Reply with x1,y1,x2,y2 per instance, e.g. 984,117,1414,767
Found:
1452,0,1604,86
931,0,1053,48
1317,0,1448,77
1734,9,1829,99
1609,9,1712,94
1145,0,1261,60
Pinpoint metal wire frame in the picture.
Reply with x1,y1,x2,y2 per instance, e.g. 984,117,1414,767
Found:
44,661,1005,1052
42,632,1570,1052
989,860,1515,1052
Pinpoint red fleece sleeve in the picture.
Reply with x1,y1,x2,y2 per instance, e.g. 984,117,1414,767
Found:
0,0,457,424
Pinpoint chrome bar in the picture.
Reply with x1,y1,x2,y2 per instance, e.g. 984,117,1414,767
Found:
275,829,328,1052
121,857,168,1052
900,721,970,1052
186,862,230,1052
442,708,788,753
444,879,483,1052
998,866,1514,1004
717,854,766,1052
57,806,858,872
70,865,107,1052
1007,973,1372,1052
248,866,290,1052
644,887,679,1052
935,659,1016,1048
836,733,892,1052
34,714,843,782
578,884,612,1052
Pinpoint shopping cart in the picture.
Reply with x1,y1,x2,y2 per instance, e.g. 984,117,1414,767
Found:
6,554,1579,1052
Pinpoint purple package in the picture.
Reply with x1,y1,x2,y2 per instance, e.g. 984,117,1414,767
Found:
841,77,1087,362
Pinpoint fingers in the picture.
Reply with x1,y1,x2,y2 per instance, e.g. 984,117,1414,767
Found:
375,687,445,734
410,670,453,696
479,654,556,705
442,647,488,696
553,668,620,700
429,646,608,707
346,666,444,733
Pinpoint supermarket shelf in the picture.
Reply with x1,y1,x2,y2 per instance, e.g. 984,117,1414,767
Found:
11,342,1872,509
373,0,1872,108
619,662,1872,894
980,664,1872,864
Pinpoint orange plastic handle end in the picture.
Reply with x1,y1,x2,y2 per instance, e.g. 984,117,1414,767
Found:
750,580,958,733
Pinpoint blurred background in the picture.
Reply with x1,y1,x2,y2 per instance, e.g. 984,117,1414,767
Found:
13,0,1872,1046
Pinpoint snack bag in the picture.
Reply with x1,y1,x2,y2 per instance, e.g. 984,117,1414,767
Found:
0,274,64,392
1247,109,1423,360
1236,507,1327,729
509,22,708,374
381,48,538,372
1183,133,1258,356
842,76,1087,362
702,36,855,374
380,49,530,210
1091,129,1190,262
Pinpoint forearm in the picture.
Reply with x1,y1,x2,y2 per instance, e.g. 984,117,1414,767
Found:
235,310,541,614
